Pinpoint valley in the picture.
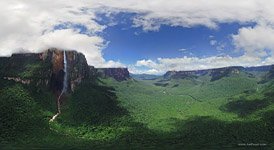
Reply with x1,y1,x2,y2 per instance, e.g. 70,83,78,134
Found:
0,49,274,149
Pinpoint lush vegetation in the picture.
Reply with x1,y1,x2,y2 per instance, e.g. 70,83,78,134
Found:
0,67,274,149
0,85,45,142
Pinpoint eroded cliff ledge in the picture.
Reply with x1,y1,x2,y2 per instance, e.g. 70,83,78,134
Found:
0,48,130,93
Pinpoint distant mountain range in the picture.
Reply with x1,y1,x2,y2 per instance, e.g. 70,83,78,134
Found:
131,65,274,82
163,65,274,81
1,49,273,84
130,73,160,80
1,49,274,148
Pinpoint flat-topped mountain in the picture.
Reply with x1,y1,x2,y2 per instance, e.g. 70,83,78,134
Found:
1,49,274,149
0,49,91,93
0,48,130,93
96,68,130,81
163,65,274,81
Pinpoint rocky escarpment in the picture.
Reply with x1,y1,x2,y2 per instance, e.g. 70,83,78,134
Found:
40,49,92,92
0,48,95,93
0,52,51,86
163,70,206,79
209,66,243,81
41,49,94,93
244,65,273,72
259,65,274,83
66,50,90,92
267,65,274,79
0,48,130,93
96,68,130,81
163,66,260,81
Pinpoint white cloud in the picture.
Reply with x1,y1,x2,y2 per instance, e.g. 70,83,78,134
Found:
1,0,274,71
216,43,226,51
210,40,217,46
145,69,161,75
100,60,126,68
95,0,274,31
232,24,274,57
28,29,106,66
128,65,162,75
132,26,274,74
0,0,122,67
133,54,274,74
132,17,162,31
210,39,226,51
136,59,157,67
178,48,187,52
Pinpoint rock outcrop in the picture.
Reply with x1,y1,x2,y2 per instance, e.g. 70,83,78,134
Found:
259,65,274,83
0,48,94,93
41,48,92,92
209,66,243,81
164,70,206,79
164,66,245,81
244,65,273,72
0,52,51,87
96,68,130,81
66,50,90,92
0,48,130,94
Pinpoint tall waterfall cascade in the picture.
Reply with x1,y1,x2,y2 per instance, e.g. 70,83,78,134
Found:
62,51,68,93
50,51,67,122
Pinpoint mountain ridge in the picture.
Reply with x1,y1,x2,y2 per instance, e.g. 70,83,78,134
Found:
3,49,273,83
162,65,274,81
0,48,130,93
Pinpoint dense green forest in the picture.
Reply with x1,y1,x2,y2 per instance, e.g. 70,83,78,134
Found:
0,66,274,149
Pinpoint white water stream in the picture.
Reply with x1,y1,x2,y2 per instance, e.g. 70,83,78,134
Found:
50,51,67,122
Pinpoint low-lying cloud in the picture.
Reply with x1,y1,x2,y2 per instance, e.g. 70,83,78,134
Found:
1,0,274,73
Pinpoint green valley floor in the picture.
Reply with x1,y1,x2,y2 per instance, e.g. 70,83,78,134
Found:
1,76,274,149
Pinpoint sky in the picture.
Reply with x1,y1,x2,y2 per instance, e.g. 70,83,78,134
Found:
1,0,274,74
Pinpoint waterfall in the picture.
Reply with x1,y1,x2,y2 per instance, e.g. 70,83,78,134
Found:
50,51,68,122
63,51,68,93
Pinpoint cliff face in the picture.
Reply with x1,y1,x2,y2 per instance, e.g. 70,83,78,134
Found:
96,68,130,81
268,65,274,79
244,65,273,72
43,50,64,92
164,66,245,81
41,48,93,92
260,65,274,83
0,48,94,93
209,66,243,81
0,52,51,86
164,70,206,79
66,50,90,92
0,48,130,94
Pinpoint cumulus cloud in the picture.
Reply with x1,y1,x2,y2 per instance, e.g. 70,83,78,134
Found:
232,24,274,57
128,64,161,75
134,23,274,74
28,29,106,66
95,0,274,30
1,0,274,71
134,54,273,75
100,0,274,74
0,0,122,67
136,59,157,67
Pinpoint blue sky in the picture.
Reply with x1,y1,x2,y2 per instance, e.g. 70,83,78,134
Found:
96,13,259,74
1,1,274,74
99,13,248,64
